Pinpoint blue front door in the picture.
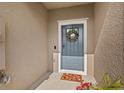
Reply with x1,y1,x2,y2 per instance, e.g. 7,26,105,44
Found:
61,24,84,71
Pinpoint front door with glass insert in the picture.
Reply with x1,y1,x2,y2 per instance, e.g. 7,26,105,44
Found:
61,24,84,74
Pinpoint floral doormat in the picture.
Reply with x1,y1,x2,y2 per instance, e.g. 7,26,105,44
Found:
61,73,83,82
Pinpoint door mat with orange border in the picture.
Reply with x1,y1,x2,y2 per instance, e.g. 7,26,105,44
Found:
61,73,83,82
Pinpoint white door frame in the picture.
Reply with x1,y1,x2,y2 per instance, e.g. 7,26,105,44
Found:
57,18,88,75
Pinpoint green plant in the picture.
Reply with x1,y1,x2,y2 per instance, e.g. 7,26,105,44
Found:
94,73,124,90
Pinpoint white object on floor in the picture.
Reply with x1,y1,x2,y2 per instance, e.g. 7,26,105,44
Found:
36,72,96,90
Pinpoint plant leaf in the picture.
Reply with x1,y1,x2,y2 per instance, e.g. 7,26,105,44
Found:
111,79,123,88
102,73,112,87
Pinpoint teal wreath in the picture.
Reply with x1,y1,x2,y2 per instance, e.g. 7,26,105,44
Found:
66,29,79,42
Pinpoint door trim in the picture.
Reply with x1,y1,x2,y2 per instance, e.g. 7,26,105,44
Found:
57,18,88,75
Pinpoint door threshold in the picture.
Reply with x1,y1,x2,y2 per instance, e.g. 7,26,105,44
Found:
60,69,85,75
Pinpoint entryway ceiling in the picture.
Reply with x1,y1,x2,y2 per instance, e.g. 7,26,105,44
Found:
42,2,92,10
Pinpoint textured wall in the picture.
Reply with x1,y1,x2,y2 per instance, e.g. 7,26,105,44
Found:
94,3,110,48
0,3,48,89
94,3,124,84
0,18,5,70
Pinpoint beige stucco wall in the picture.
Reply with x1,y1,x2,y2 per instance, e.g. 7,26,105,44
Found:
0,18,5,70
94,3,124,84
48,4,95,75
94,3,110,48
0,3,48,89
94,2,110,82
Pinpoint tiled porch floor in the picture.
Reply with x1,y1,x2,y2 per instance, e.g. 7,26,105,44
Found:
36,72,96,90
